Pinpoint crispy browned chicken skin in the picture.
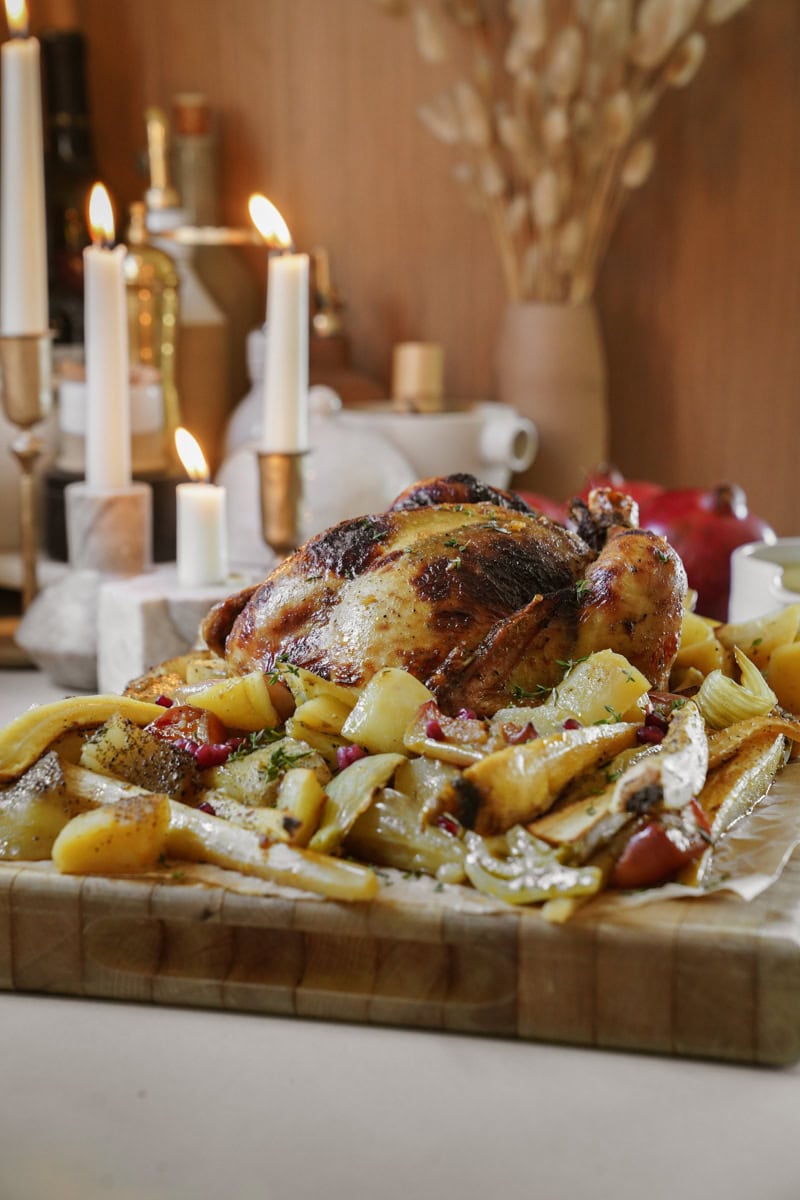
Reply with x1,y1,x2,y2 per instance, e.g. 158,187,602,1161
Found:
203,475,687,716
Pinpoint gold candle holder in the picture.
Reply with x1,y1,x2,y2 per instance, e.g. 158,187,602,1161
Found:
0,332,53,604
257,451,306,560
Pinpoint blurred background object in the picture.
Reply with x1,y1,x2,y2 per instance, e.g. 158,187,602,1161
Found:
12,0,800,536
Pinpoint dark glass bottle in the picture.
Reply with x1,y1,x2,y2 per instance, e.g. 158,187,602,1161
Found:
40,29,96,345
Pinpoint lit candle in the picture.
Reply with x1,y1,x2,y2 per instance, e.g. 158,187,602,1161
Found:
0,0,47,334
175,426,228,588
248,193,309,453
84,182,130,490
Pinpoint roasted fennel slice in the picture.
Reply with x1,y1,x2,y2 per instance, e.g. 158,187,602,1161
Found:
346,787,465,879
695,647,777,730
464,826,603,905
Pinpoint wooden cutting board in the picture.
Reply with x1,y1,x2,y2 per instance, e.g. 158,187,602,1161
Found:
1,852,798,1065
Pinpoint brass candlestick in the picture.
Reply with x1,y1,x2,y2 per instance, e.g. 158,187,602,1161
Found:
0,332,53,605
257,450,306,560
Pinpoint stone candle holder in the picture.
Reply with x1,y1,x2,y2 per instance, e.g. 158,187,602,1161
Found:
65,480,152,575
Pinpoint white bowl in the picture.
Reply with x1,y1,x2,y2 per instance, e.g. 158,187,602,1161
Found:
729,538,800,621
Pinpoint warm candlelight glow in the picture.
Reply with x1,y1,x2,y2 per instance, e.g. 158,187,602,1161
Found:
5,0,28,37
248,193,292,250
88,182,115,246
175,426,210,483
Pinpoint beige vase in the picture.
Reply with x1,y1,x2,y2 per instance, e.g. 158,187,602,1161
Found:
494,302,609,500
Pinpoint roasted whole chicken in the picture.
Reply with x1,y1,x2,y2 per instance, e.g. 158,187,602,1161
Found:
204,475,687,717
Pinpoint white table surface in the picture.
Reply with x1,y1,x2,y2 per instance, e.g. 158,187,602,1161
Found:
1,668,799,1200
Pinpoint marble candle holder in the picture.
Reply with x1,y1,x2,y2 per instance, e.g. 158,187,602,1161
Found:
96,565,257,695
65,480,152,575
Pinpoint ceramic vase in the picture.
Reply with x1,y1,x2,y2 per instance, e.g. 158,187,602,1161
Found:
494,301,609,500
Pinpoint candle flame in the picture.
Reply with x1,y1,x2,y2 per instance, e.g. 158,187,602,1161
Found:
175,426,210,483
88,183,116,246
5,0,28,37
248,193,293,250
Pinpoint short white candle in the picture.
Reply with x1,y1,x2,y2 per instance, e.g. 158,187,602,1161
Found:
84,183,130,490
0,1,48,335
248,194,309,453
175,426,228,588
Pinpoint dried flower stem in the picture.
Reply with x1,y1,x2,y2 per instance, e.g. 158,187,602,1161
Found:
374,0,753,302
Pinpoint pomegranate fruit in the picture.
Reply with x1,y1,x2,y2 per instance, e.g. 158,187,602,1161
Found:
639,484,776,621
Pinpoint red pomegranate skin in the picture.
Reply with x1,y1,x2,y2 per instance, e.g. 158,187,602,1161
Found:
639,485,776,621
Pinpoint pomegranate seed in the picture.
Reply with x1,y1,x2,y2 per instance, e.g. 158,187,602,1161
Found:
637,724,665,745
425,718,445,740
336,744,368,770
154,694,174,708
507,721,538,745
563,717,581,730
457,707,477,721
195,742,233,769
197,801,216,815
434,813,461,837
174,737,199,755
645,710,669,733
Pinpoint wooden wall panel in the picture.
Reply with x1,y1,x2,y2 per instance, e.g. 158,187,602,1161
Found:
34,0,800,532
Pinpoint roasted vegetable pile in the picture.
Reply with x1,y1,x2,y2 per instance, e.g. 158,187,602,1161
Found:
2,601,800,919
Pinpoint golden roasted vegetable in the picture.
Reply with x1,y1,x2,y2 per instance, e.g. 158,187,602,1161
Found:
124,650,229,701
166,802,378,901
716,604,800,672
309,752,406,854
79,713,197,800
346,787,466,878
441,722,638,835
706,714,800,771
611,700,707,814
0,753,85,859
394,755,462,823
179,671,280,732
52,793,171,875
403,702,488,766
672,611,728,679
765,642,800,714
291,695,353,737
273,662,358,710
0,695,165,783
195,767,325,846
500,649,651,736
464,826,603,905
27,756,376,902
273,767,326,846
697,731,786,840
282,717,347,769
341,667,434,755
207,737,328,804
695,648,777,731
